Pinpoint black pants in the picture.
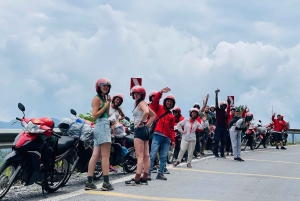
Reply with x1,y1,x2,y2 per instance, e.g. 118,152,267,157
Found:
213,126,227,156
226,132,232,153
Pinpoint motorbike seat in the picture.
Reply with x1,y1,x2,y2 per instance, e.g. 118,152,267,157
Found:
125,135,134,148
57,136,77,155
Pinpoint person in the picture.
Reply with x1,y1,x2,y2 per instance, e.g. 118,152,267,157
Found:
125,85,156,186
110,94,126,121
85,78,114,191
199,105,213,156
209,105,216,126
173,108,208,168
148,87,176,181
272,113,287,150
172,106,185,160
110,119,126,146
230,112,253,161
214,88,229,158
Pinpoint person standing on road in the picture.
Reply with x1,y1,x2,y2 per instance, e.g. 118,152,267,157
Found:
85,78,114,191
230,112,253,161
272,113,287,150
174,108,208,168
199,105,213,156
173,106,185,160
214,88,229,158
209,105,216,126
148,87,176,181
125,85,156,186
109,94,126,121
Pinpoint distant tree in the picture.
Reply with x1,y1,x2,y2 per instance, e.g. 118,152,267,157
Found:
78,111,95,123
235,105,249,115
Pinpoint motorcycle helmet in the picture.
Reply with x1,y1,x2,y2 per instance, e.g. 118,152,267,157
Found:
172,106,181,114
149,91,158,102
131,85,146,100
112,94,124,106
95,78,111,95
245,112,254,122
189,108,199,118
193,103,200,109
163,94,176,109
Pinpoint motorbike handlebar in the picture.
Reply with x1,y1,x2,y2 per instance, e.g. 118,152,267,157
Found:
16,117,22,121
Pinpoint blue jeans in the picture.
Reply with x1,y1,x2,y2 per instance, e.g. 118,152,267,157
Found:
213,126,227,156
149,133,170,174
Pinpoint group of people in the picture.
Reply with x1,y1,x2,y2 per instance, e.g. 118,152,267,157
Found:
84,77,288,191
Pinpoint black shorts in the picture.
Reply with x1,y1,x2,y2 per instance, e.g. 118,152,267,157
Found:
273,132,283,142
134,125,149,141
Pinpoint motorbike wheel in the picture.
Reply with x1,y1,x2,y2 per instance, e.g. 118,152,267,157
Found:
241,138,248,151
124,149,137,173
0,162,22,199
94,160,103,180
254,136,262,149
44,158,70,193
167,146,175,164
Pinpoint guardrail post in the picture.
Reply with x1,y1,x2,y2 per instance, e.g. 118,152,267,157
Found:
292,134,294,145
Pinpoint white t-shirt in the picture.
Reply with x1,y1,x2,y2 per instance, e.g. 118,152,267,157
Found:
109,105,121,121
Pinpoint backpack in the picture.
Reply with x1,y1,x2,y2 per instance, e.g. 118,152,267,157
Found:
229,116,241,128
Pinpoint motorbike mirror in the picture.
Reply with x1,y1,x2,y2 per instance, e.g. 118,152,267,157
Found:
70,109,77,116
18,103,25,112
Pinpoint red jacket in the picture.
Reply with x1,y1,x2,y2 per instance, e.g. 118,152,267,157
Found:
195,116,203,132
150,92,175,143
272,115,285,132
227,105,246,123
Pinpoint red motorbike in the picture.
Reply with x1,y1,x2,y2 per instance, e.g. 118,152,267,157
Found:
241,123,257,151
0,103,70,199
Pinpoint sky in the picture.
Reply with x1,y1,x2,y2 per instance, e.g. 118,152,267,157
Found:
0,0,299,128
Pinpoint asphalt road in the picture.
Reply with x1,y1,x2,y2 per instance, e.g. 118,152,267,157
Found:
3,145,300,201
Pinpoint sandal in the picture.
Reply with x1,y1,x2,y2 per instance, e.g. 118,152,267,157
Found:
187,163,192,168
173,161,180,167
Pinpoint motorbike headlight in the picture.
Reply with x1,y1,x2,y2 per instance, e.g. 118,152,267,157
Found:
25,122,46,133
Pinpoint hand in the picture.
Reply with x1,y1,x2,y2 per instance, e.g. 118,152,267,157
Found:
202,116,207,122
245,122,250,126
146,123,151,128
244,105,248,110
227,99,231,105
136,121,142,128
215,88,220,94
182,130,187,134
160,87,171,93
171,142,175,148
273,112,276,116
107,95,111,102
206,94,210,99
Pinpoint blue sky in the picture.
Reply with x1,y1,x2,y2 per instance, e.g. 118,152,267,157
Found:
0,0,299,127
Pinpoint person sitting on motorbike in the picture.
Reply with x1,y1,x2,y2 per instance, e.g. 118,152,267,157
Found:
272,113,287,150
125,85,156,186
173,108,208,168
230,112,253,162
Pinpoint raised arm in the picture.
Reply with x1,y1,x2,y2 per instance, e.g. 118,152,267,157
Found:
241,105,247,118
200,94,210,112
215,89,220,109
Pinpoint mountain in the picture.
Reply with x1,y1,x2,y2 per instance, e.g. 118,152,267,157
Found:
0,118,62,128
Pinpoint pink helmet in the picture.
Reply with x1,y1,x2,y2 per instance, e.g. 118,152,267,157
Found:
95,78,111,95
149,91,158,102
245,112,254,121
131,85,146,100
219,101,227,107
172,106,181,114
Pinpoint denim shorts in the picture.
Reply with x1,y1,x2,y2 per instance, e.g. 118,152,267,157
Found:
93,118,111,146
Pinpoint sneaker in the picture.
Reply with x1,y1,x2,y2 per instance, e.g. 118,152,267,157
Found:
152,166,158,173
226,152,229,156
276,146,279,149
201,152,205,156
85,181,97,190
101,182,114,191
109,165,118,173
156,173,167,180
281,147,286,150
164,168,170,174
147,174,152,181
125,178,141,186
140,178,148,185
236,157,244,162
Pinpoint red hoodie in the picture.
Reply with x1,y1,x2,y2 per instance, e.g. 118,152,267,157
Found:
150,92,175,143
272,115,285,132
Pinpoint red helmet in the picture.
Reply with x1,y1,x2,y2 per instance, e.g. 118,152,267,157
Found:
39,117,55,128
219,101,227,107
163,94,176,109
189,108,199,118
149,91,158,102
112,94,124,106
172,106,181,114
95,78,111,94
131,85,146,100
245,112,254,122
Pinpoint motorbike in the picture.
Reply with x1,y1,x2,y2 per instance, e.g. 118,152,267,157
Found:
241,123,257,151
254,120,267,149
0,103,70,199
59,109,103,186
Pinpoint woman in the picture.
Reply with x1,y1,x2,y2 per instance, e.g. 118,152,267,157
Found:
125,85,156,186
85,78,114,191
173,108,208,168
109,94,125,121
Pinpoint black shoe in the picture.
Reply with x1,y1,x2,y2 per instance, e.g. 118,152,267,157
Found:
281,146,286,150
276,146,279,149
236,157,244,162
85,181,97,190
152,166,158,173
101,182,114,191
147,174,151,181
125,178,141,186
156,173,167,180
234,158,238,161
164,168,170,174
220,154,226,158
140,178,148,185
214,154,220,158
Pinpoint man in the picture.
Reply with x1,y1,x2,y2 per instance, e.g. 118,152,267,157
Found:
214,88,229,158
209,105,216,126
272,113,286,150
148,87,176,180
199,105,213,156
